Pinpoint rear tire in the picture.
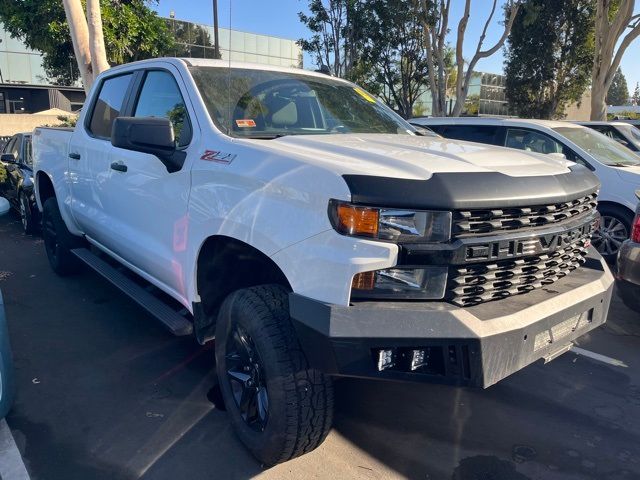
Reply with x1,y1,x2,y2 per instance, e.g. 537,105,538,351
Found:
215,285,333,466
593,205,633,263
42,198,84,276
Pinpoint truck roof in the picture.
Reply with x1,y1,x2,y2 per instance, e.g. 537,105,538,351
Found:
101,57,351,84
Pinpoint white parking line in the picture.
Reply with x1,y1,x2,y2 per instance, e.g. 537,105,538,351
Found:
571,346,628,368
0,419,30,480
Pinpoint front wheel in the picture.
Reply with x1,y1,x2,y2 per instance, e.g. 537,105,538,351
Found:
19,191,37,234
215,285,333,466
593,205,633,262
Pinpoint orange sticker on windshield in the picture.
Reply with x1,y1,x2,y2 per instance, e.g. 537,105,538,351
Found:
353,87,376,103
236,119,257,128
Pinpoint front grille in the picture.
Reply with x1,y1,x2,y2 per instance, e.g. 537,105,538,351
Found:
447,238,589,307
452,193,597,238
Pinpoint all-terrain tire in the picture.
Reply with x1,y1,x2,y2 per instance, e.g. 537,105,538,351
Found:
42,198,84,276
215,285,333,466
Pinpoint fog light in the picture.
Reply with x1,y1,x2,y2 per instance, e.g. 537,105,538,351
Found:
410,349,427,371
377,349,395,371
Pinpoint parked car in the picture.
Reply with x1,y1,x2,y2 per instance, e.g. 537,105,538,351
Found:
616,191,640,312
0,132,39,234
576,121,640,153
34,58,613,466
614,118,640,128
0,197,15,419
412,117,640,261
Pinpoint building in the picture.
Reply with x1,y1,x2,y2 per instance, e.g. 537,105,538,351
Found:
0,18,302,115
415,72,511,117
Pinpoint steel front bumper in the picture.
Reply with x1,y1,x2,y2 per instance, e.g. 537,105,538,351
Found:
290,249,614,388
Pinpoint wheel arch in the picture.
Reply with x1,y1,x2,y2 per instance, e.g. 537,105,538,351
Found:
35,171,56,211
193,234,292,344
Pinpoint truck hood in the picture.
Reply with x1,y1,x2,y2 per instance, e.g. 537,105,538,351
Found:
265,133,572,180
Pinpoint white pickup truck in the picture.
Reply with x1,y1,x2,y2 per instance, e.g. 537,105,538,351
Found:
33,58,613,465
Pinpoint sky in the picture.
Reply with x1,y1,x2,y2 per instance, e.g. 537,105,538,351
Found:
152,0,640,93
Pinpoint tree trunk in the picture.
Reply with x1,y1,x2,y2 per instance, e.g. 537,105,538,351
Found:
62,0,93,93
591,82,609,121
86,0,110,78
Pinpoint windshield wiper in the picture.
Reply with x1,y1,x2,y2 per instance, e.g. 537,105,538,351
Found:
239,133,294,140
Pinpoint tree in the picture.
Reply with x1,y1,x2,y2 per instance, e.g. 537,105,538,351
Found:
363,0,429,118
606,67,630,105
633,82,640,105
298,0,369,81
0,0,174,90
505,0,595,119
591,0,640,120
414,0,521,117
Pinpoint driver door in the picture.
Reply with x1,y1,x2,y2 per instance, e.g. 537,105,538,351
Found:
97,67,195,301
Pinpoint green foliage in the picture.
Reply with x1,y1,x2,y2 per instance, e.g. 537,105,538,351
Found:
606,68,629,106
299,0,427,118
0,0,174,85
633,82,640,106
504,0,595,119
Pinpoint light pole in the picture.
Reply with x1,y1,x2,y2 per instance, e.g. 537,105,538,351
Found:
213,0,221,59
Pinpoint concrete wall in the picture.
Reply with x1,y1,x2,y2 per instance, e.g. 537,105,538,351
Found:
564,90,592,121
0,114,66,135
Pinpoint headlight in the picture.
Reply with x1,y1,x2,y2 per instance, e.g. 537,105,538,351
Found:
351,266,448,300
329,200,451,243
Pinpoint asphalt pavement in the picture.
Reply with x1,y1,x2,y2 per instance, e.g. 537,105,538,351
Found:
0,213,639,480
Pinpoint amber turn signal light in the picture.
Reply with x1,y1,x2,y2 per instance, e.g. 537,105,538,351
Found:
335,204,379,238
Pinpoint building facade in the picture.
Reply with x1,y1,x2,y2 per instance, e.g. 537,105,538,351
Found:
0,18,302,114
416,72,511,117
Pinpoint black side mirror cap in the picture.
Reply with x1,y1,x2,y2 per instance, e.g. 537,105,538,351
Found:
0,153,17,163
111,117,183,172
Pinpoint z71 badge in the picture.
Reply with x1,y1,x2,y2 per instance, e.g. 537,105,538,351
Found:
200,150,237,164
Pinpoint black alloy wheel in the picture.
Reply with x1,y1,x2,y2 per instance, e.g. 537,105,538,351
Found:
225,324,269,432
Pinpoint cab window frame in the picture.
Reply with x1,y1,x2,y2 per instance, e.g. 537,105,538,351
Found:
126,68,194,149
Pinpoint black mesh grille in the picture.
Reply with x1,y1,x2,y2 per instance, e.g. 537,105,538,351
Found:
452,193,597,238
447,238,589,307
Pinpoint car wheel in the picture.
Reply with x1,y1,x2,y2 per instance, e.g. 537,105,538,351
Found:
215,285,333,466
42,198,84,276
592,205,633,263
19,191,37,234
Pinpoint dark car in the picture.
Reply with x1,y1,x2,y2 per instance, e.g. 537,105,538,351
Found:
576,121,640,153
0,132,39,234
0,197,15,419
617,192,640,312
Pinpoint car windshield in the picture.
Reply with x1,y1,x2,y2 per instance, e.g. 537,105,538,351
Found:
553,126,640,167
189,66,416,138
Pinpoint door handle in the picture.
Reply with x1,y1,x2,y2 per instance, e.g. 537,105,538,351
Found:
69,152,81,160
110,162,128,172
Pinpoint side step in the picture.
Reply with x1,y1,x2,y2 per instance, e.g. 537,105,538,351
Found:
71,248,193,336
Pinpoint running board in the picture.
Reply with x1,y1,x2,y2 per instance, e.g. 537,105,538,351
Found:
71,248,193,336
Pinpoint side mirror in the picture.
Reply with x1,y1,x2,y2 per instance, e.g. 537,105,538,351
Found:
548,152,566,160
0,197,9,216
0,153,16,163
111,117,182,171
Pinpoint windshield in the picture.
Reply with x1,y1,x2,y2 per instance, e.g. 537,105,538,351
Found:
189,66,416,138
553,126,640,167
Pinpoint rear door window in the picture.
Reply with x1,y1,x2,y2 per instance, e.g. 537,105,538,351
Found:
441,125,499,145
88,73,134,139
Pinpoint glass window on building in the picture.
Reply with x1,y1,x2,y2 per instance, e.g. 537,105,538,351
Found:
0,93,5,114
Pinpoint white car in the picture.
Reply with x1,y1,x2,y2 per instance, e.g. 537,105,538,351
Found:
412,117,640,260
33,59,613,466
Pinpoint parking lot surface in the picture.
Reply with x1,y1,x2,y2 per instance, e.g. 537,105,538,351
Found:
1,214,639,480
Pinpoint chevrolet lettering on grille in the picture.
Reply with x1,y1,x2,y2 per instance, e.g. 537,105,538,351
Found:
465,223,592,262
